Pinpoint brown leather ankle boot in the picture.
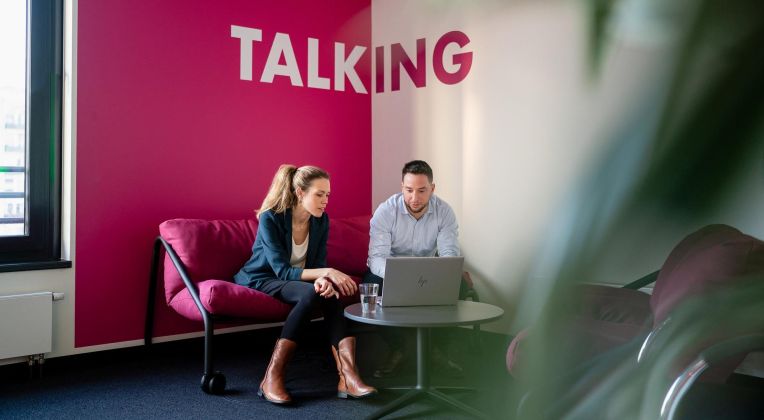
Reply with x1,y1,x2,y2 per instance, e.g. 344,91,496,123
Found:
331,337,377,399
258,338,297,404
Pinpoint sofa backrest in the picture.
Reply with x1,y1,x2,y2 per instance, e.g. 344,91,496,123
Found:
160,219,259,304
159,215,373,303
326,215,371,277
650,224,764,325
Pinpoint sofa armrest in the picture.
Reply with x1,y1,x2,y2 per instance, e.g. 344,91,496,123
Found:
146,236,214,345
158,236,212,323
622,270,660,290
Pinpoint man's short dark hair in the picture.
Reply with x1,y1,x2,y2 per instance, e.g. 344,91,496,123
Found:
402,160,433,183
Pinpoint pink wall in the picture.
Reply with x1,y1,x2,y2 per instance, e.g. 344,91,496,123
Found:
76,0,371,347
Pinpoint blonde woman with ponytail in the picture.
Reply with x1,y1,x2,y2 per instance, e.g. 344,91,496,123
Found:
234,164,376,405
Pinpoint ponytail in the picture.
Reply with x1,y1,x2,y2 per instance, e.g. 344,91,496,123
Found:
256,164,329,218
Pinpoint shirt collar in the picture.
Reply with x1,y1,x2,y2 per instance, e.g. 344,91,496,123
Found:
397,194,435,217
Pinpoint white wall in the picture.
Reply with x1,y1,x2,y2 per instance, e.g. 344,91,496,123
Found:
371,0,764,334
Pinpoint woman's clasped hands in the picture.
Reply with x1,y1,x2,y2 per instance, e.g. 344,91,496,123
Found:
314,268,357,298
314,277,339,298
325,268,357,296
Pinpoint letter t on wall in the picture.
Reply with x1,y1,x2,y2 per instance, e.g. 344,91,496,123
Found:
231,25,263,81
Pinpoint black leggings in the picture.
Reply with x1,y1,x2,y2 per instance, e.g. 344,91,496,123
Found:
259,280,346,347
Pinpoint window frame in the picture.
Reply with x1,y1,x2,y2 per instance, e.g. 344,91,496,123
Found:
0,0,69,271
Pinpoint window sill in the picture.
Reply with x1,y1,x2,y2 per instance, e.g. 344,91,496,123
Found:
0,260,72,273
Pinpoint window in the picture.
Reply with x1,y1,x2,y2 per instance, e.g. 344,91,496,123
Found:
0,0,68,270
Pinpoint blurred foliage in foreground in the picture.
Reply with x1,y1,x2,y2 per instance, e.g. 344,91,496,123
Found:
511,0,764,418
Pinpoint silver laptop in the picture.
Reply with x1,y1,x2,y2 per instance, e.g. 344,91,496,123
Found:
380,256,464,307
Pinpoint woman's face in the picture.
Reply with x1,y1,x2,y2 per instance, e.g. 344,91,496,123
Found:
298,178,330,217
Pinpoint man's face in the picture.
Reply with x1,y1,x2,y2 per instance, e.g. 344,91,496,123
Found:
401,173,434,216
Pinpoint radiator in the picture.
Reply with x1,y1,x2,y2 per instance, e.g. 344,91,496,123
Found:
0,292,53,360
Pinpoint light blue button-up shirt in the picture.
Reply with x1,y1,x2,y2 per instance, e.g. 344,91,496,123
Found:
368,193,460,278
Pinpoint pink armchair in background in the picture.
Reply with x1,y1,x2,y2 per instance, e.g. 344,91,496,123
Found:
507,224,764,417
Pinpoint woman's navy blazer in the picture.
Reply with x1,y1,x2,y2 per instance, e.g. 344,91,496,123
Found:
234,208,329,290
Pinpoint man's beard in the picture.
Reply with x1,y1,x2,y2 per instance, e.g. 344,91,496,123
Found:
406,202,427,215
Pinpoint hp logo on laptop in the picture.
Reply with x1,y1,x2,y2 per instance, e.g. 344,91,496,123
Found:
417,275,428,288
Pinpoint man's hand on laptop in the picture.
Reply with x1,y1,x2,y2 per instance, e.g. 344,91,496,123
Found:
325,268,357,296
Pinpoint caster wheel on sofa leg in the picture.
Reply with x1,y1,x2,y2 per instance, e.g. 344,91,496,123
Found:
201,372,226,395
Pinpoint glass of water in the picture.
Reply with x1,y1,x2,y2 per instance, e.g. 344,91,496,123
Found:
359,283,379,313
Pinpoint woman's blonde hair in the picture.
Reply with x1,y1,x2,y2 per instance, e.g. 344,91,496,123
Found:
256,164,330,218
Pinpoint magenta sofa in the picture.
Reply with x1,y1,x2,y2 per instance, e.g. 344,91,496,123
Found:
144,214,371,394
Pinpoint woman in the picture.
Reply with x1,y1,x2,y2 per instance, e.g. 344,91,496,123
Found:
234,164,376,405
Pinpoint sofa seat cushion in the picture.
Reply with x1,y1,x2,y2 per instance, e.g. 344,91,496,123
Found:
506,285,652,377
169,276,363,322
507,317,651,377
169,279,293,322
572,284,652,327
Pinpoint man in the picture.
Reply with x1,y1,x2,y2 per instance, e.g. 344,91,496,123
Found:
364,160,462,378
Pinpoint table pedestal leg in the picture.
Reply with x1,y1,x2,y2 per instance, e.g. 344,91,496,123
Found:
366,327,489,420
